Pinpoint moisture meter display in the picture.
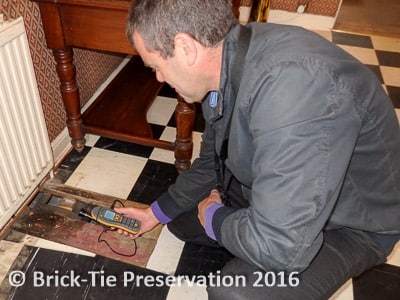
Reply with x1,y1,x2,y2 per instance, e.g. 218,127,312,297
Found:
104,210,116,220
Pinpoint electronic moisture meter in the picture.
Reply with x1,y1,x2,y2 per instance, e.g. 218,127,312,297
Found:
89,206,141,235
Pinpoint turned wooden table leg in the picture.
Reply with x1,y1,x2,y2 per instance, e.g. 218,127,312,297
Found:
53,48,85,151
175,95,195,171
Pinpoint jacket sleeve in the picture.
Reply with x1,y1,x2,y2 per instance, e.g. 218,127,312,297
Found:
212,61,361,273
155,121,218,220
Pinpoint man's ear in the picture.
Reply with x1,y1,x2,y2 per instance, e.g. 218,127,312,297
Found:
174,33,197,66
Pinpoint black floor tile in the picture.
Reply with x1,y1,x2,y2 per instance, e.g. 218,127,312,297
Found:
149,123,168,140
353,263,400,300
127,159,179,205
376,50,400,67
59,146,92,172
193,103,206,133
386,85,400,107
158,83,177,98
94,137,155,158
332,31,373,48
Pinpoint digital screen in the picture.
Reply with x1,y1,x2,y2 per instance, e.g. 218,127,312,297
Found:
104,210,115,220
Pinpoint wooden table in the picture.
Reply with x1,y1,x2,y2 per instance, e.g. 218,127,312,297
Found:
33,0,196,171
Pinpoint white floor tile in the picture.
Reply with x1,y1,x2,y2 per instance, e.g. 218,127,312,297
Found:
380,66,400,86
84,134,101,147
65,147,147,199
371,36,400,52
33,239,95,257
314,30,332,41
387,240,400,267
330,279,353,300
167,281,208,300
395,108,400,125
150,127,202,165
147,96,177,126
150,127,176,164
337,45,379,65
191,131,203,161
0,241,25,284
146,226,185,275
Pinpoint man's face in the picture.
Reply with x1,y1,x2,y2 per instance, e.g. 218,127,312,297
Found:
133,31,208,103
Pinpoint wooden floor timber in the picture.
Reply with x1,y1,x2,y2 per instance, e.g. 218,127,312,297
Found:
8,169,163,268
333,0,400,38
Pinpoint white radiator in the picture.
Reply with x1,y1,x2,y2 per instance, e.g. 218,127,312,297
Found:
0,16,53,229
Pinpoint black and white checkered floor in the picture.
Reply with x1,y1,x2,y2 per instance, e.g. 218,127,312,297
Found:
1,30,399,299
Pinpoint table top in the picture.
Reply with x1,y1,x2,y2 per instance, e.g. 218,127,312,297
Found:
33,0,136,54
33,0,132,10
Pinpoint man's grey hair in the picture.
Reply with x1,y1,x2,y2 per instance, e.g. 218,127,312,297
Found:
126,0,238,58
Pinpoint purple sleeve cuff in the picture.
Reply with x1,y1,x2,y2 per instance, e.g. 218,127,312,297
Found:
205,203,224,241
151,201,172,224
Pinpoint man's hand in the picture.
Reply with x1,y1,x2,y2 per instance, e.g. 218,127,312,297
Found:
114,206,159,239
197,189,223,228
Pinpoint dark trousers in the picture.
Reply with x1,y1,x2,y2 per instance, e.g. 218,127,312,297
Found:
167,178,397,299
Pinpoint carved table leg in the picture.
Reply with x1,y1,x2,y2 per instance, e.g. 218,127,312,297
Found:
175,95,195,171
53,48,85,151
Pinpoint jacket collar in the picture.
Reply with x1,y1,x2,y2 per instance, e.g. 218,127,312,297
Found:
201,24,242,124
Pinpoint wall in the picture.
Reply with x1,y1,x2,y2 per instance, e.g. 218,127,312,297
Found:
271,0,340,16
0,0,124,143
241,0,341,17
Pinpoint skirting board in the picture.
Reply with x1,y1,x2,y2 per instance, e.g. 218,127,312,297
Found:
267,9,337,31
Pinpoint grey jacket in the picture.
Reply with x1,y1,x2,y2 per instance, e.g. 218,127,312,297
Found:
154,23,400,272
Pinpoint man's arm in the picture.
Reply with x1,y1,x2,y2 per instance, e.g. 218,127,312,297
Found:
153,120,218,222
